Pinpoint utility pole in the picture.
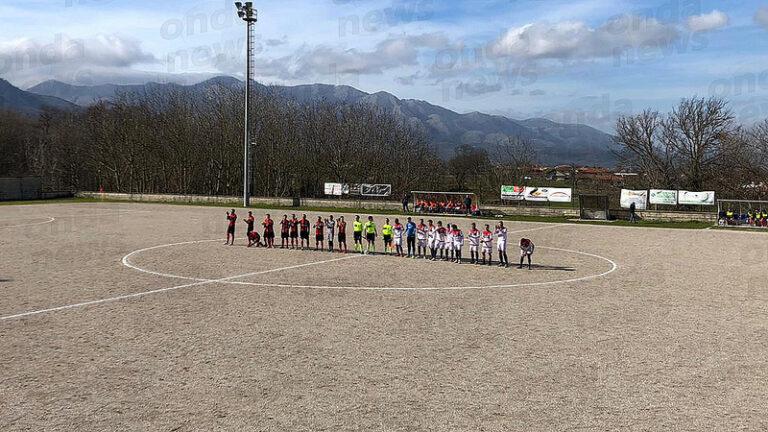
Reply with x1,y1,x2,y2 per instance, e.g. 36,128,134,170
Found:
235,2,257,207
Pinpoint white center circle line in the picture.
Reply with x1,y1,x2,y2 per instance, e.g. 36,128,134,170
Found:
121,239,619,291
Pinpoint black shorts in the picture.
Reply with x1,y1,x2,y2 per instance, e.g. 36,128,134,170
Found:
290,231,298,238
383,234,392,243
338,233,346,243
316,234,324,241
354,231,362,241
366,233,375,242
300,231,309,240
281,232,289,239
264,232,274,239
227,226,235,234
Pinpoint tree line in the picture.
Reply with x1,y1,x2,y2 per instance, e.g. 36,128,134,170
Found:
4,86,768,203
615,97,768,199
0,84,537,201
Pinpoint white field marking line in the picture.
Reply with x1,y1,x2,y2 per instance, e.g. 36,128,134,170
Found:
121,222,619,290
0,210,152,230
0,255,361,322
0,217,55,229
121,225,568,283
122,238,247,282
176,246,619,291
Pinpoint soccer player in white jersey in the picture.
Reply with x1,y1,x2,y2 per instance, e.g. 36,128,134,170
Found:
468,222,480,264
392,218,405,257
416,219,428,258
325,215,336,252
436,221,447,260
481,224,493,266
495,221,509,268
452,224,464,263
443,223,454,261
427,220,437,260
519,237,535,270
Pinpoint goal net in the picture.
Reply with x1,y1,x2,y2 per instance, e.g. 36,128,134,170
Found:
717,199,768,228
412,191,478,215
579,194,609,220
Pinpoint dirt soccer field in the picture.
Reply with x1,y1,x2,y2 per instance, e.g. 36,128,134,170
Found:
1,202,767,431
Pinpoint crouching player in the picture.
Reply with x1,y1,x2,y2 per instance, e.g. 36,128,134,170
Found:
248,230,264,247
519,237,535,270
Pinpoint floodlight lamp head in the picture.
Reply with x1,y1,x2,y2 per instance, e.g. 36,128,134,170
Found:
238,10,245,18
235,2,243,9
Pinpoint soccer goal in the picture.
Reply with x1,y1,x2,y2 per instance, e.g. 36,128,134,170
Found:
579,194,610,220
717,199,768,228
411,191,479,215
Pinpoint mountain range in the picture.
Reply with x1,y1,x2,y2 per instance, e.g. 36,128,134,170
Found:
1,76,619,166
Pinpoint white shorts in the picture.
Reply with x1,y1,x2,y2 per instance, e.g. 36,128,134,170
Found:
394,237,402,246
418,238,427,247
444,242,453,251
454,241,463,250
470,245,478,253
482,246,492,254
326,232,334,243
497,241,507,251
438,241,445,250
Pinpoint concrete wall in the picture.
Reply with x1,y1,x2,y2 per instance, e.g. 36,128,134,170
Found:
77,192,402,210
619,209,716,223
76,192,715,222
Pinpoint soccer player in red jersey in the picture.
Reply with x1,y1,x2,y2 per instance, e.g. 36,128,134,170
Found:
262,214,275,248
314,216,325,251
337,216,348,253
299,214,311,250
280,215,290,248
243,211,255,243
289,214,299,249
225,209,237,245
247,229,263,247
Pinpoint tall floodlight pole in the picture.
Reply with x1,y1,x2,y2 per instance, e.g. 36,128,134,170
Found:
235,2,257,207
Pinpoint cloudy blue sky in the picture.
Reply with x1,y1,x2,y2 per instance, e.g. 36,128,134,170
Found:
1,0,767,131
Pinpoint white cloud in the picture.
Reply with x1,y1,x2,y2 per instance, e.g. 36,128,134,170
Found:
0,34,155,75
488,14,679,60
755,7,768,30
289,33,450,79
685,10,729,32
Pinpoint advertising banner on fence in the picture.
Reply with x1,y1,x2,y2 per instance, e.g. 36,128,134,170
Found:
677,190,715,205
501,185,525,201
324,182,343,196
524,186,549,202
620,189,648,210
546,187,573,203
649,189,677,205
360,184,392,197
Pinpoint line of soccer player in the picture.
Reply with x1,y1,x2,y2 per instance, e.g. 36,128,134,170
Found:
225,209,535,269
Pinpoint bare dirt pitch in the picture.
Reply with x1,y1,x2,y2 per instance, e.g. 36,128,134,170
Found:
1,202,767,431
